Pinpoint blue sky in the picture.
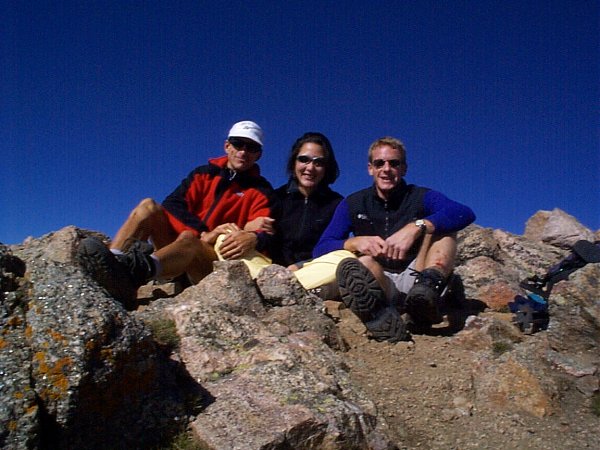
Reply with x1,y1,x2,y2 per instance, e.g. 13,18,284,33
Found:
2,1,598,245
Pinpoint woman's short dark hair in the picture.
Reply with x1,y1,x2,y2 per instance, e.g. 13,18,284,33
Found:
286,132,340,186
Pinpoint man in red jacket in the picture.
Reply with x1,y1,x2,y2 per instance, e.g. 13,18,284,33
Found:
78,120,273,309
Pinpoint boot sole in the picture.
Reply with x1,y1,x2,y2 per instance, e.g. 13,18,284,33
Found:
336,258,386,322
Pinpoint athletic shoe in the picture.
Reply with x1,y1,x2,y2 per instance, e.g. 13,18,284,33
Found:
77,237,155,310
405,267,446,325
336,258,406,342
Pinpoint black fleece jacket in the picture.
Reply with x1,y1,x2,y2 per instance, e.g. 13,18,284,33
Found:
269,180,343,267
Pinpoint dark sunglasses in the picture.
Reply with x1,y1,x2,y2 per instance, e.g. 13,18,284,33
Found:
371,159,403,169
228,138,262,154
296,155,327,167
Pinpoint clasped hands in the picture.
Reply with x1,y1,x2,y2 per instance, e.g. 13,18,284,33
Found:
200,223,256,260
198,216,275,261
347,223,423,260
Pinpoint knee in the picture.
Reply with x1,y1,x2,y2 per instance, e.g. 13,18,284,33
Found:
176,230,197,241
138,198,162,213
131,198,163,220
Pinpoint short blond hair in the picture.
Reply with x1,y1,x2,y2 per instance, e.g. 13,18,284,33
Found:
368,137,407,163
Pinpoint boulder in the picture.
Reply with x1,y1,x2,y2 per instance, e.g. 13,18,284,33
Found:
164,261,393,449
3,230,193,449
524,208,596,248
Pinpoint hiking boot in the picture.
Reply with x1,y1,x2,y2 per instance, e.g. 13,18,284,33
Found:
365,306,407,342
337,258,386,322
337,258,406,342
405,267,446,325
119,239,156,285
77,237,155,310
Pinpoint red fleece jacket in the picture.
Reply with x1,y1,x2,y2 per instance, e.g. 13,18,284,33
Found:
161,155,273,237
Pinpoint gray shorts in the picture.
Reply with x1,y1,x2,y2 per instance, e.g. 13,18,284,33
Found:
384,260,418,297
384,260,448,307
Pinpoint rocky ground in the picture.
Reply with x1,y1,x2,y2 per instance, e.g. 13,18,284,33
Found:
331,306,600,450
3,211,599,449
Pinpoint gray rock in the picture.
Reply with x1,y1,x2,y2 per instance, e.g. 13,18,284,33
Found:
524,208,595,248
165,262,393,449
1,245,39,450
3,230,193,449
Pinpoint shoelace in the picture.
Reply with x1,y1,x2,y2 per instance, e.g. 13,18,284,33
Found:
118,241,156,280
410,269,445,291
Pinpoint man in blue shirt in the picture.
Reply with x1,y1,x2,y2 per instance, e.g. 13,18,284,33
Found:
313,137,475,342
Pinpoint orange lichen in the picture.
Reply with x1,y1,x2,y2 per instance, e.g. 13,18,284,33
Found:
6,316,23,327
49,329,67,343
34,351,73,399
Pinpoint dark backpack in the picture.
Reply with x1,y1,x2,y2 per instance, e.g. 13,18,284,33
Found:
510,240,600,333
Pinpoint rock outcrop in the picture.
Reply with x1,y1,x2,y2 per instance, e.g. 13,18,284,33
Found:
1,212,598,449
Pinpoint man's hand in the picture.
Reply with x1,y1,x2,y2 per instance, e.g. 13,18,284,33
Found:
201,223,240,245
344,236,387,257
218,230,258,260
384,223,423,260
244,216,275,235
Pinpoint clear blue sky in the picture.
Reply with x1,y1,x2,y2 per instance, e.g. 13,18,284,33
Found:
2,1,598,245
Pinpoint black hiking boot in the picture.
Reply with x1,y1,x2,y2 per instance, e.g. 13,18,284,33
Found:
336,258,406,342
405,267,446,325
77,237,155,310
365,306,407,342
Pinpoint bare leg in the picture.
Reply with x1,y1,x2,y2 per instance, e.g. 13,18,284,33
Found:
422,233,457,278
111,198,177,251
358,255,395,300
154,231,217,284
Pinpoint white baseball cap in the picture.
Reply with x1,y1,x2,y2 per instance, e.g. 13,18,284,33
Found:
227,121,264,147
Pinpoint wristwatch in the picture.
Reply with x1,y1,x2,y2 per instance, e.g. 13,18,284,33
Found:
415,219,427,234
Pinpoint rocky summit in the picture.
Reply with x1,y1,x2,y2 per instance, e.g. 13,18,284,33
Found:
1,208,599,449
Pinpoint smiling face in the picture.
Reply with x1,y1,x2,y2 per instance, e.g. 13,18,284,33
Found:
294,142,327,196
224,137,262,172
368,144,407,200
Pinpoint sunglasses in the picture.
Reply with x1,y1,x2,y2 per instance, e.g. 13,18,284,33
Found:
228,138,262,154
371,159,403,169
296,155,327,167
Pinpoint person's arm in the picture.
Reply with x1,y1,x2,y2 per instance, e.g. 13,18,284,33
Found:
162,168,209,236
243,188,275,253
219,186,274,259
383,190,475,261
422,190,476,234
312,200,353,257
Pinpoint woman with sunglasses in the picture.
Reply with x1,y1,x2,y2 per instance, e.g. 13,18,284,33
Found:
244,132,356,293
268,132,343,269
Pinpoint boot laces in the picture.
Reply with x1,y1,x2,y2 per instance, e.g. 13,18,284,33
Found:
410,269,445,292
